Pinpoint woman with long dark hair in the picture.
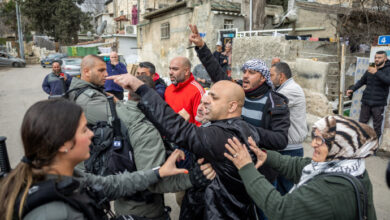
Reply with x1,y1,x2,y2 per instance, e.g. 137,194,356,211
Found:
0,99,187,220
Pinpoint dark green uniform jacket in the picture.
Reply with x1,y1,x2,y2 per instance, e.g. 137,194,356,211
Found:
238,150,376,220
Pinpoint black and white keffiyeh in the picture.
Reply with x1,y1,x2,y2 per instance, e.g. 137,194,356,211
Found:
241,59,274,89
291,159,366,192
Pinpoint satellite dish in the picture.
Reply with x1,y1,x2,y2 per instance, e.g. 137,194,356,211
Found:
97,20,107,36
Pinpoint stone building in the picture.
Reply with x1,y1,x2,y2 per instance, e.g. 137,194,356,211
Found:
137,0,245,75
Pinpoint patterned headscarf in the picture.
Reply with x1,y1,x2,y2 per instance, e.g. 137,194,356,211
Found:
312,115,378,160
241,59,274,89
290,115,378,192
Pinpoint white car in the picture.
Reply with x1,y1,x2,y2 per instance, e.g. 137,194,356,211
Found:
61,58,82,78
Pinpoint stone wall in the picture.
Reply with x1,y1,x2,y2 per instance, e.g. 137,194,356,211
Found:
138,2,244,75
231,36,343,99
230,36,360,102
138,6,195,75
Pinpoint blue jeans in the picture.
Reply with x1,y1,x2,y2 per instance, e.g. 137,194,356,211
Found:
276,148,304,195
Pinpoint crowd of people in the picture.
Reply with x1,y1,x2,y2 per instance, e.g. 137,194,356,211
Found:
0,24,386,220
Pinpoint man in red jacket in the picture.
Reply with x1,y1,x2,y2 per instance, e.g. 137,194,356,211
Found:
165,56,205,126
164,56,205,206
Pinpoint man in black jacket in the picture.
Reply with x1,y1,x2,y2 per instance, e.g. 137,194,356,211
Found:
136,61,167,99
188,25,290,152
347,51,390,138
108,73,268,220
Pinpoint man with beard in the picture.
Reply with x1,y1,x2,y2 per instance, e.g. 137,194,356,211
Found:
270,61,308,194
188,25,290,219
104,51,127,100
42,61,72,95
68,55,214,220
188,25,289,153
136,61,167,99
164,56,205,206
68,55,112,125
108,73,267,219
165,56,205,126
347,50,390,138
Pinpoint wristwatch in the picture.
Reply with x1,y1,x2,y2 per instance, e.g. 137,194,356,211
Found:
152,166,161,179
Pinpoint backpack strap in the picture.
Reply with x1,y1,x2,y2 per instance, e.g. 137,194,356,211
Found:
15,178,111,220
318,172,368,220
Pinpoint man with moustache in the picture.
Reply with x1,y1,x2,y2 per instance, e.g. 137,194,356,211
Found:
136,61,167,99
347,50,390,138
68,55,112,125
104,51,128,100
270,61,308,194
188,25,290,153
109,73,266,220
188,25,290,219
164,56,205,126
42,61,72,95
68,55,214,220
163,56,205,206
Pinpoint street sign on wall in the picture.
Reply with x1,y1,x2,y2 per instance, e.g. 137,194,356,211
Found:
378,35,390,45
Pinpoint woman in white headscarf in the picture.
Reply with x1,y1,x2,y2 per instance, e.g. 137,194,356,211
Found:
225,115,377,220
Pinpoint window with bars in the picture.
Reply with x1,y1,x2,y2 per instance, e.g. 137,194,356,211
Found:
161,22,170,39
224,19,234,29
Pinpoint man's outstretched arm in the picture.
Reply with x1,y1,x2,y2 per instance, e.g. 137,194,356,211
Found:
107,74,224,161
189,24,229,82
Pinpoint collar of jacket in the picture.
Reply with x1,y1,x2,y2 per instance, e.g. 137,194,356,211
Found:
75,77,105,93
172,73,195,91
379,60,390,70
276,78,294,92
51,72,62,77
210,116,242,124
153,73,161,82
88,81,105,93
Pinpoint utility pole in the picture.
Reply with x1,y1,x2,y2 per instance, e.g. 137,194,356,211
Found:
15,1,24,59
338,43,346,115
249,0,252,32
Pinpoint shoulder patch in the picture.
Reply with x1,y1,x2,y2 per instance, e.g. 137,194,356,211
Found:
83,89,96,98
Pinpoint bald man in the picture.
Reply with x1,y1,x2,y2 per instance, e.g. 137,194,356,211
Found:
105,51,128,100
68,55,212,219
68,55,112,125
108,74,269,220
165,56,205,126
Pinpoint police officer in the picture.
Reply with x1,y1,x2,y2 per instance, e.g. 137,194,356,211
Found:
0,99,188,220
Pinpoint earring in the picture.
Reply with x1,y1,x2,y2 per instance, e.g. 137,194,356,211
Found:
65,149,68,153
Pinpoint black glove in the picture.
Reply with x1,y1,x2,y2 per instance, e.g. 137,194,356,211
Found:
189,160,212,188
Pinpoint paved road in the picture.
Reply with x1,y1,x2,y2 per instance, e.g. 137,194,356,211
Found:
0,65,389,219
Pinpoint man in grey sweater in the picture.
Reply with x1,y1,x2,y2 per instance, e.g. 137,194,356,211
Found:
270,61,308,194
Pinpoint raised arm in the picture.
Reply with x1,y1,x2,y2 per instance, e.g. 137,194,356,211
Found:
189,24,229,82
107,74,226,161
